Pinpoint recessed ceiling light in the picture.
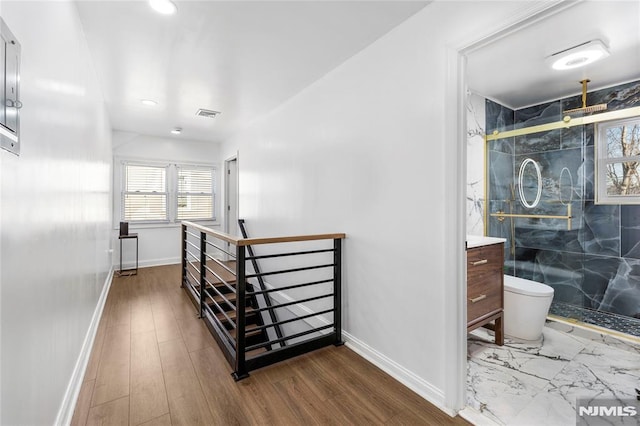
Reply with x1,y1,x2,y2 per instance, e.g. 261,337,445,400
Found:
140,99,158,106
148,0,177,15
171,127,182,135
546,39,610,71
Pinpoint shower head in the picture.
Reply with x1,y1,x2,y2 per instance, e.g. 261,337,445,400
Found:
564,104,608,114
563,79,607,116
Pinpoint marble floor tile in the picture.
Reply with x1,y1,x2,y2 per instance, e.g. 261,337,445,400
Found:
467,324,640,426
509,391,576,426
469,327,585,381
557,341,640,401
467,358,548,425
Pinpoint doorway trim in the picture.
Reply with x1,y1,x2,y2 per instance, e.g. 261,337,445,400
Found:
224,154,238,236
446,0,579,416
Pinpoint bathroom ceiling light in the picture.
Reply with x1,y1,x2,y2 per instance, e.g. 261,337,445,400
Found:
140,99,158,106
546,39,610,71
148,0,177,15
170,127,182,135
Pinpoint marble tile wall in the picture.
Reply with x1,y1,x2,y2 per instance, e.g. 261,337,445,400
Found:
483,79,640,326
466,91,486,236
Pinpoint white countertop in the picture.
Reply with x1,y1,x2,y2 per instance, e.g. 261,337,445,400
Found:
466,235,507,249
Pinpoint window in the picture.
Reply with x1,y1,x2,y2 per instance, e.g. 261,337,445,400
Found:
596,117,640,204
119,161,216,223
177,167,215,220
122,164,168,221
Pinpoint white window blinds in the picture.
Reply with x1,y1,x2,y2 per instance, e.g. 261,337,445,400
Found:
177,167,215,220
122,164,168,221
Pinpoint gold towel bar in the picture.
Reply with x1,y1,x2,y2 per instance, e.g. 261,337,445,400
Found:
489,204,572,230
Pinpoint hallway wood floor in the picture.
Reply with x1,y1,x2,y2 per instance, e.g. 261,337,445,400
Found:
71,264,470,425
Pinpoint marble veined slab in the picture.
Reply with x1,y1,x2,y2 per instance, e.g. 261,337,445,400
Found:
467,324,640,426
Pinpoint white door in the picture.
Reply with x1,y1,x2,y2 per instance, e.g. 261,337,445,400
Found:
225,157,238,237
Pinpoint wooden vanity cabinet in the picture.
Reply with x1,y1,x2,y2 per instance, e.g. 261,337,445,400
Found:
466,242,504,345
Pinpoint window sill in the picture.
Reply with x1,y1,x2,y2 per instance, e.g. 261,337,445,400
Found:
113,220,220,231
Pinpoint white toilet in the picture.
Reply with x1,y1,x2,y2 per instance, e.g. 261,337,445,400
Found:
503,275,554,341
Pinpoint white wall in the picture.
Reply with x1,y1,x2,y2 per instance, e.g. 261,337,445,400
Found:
221,1,551,412
0,2,112,425
113,131,222,267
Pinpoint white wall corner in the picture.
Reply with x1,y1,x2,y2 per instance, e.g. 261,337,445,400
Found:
343,332,454,417
442,45,468,415
54,268,114,426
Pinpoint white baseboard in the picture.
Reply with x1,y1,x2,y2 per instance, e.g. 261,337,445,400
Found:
138,257,180,268
116,257,180,270
55,267,114,426
343,332,454,417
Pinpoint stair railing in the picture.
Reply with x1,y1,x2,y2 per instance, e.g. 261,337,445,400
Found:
181,222,240,366
238,219,285,348
181,221,345,380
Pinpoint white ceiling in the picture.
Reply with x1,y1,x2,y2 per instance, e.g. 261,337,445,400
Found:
75,0,429,143
76,1,640,141
467,1,640,110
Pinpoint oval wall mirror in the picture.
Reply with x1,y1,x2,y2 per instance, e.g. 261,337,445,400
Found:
518,158,542,208
559,167,574,206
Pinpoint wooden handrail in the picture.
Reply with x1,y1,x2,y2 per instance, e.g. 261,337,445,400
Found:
182,221,345,246
239,233,345,246
181,221,241,245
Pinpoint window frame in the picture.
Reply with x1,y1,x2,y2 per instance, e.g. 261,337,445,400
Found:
595,116,640,205
176,165,216,221
121,162,170,224
115,158,218,228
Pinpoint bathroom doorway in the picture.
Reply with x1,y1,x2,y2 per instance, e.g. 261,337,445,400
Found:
460,1,640,424
465,0,640,339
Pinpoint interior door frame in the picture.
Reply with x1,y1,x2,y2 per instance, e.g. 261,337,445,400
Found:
224,154,238,236
448,0,579,415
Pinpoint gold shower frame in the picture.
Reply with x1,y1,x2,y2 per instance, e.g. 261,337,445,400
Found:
483,105,640,235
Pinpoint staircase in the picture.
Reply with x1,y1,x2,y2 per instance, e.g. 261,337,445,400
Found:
200,260,271,353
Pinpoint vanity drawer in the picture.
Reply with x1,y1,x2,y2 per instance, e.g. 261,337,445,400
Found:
467,269,503,323
467,245,503,276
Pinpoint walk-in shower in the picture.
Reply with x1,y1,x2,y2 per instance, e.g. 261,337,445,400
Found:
478,79,640,338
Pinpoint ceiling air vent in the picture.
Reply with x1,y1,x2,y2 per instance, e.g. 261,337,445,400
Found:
195,108,220,119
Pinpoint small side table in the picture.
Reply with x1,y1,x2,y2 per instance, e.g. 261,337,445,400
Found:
118,233,138,276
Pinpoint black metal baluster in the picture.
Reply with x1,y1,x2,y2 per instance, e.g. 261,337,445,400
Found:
333,238,343,346
199,232,206,319
238,219,284,348
233,244,249,380
181,224,186,288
